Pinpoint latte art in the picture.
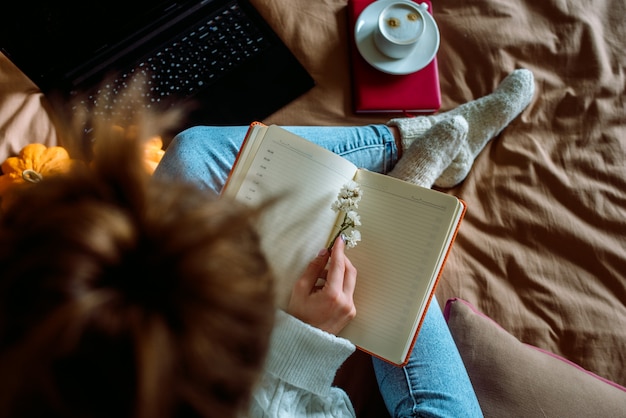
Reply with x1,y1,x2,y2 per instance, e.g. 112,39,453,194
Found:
380,4,423,43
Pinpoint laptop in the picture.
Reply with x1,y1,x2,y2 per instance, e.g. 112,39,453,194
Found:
0,0,314,130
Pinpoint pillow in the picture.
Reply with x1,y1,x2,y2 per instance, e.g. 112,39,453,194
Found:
444,298,626,417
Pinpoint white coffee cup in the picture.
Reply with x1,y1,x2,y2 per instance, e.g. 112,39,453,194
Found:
373,1,427,59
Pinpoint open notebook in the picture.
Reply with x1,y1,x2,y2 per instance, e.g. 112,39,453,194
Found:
222,123,466,365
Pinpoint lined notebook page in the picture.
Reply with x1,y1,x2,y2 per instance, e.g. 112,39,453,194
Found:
224,125,464,364
339,169,463,364
224,125,359,306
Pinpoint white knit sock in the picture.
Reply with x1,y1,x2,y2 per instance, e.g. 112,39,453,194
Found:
433,69,535,187
389,116,468,188
388,69,535,187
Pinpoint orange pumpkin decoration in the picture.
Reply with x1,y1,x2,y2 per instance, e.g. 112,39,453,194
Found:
0,143,76,194
108,125,165,174
143,136,166,174
0,127,165,210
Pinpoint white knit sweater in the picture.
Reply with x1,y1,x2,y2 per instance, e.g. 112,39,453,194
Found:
247,310,357,417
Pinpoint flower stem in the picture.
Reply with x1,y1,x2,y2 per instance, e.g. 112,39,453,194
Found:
327,214,349,251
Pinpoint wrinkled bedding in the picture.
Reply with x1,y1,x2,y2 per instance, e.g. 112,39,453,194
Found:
1,0,625,415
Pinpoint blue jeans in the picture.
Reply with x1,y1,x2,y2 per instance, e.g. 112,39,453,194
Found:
155,125,483,417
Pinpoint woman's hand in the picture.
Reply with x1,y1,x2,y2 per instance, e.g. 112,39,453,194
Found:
287,236,357,335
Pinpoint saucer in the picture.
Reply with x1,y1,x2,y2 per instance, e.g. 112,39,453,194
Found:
355,0,440,75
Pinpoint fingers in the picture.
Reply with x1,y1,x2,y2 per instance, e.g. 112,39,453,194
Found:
341,253,357,296
326,237,357,295
297,247,330,291
286,236,358,335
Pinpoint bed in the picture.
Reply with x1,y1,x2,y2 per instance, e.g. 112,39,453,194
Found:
1,0,625,415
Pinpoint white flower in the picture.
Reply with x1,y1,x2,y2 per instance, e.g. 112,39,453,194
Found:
346,210,361,226
328,182,363,250
337,181,362,208
342,229,362,249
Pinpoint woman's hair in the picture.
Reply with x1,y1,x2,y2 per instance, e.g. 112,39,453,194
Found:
0,93,275,418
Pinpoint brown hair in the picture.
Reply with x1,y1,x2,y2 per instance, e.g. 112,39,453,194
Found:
0,94,275,418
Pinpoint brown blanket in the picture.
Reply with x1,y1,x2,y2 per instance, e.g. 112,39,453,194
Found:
1,0,625,414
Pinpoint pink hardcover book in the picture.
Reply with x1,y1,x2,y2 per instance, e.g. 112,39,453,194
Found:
348,0,441,113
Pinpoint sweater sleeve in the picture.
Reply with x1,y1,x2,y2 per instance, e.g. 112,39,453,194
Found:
247,310,358,418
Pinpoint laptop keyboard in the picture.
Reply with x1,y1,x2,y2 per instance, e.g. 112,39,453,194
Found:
78,2,271,115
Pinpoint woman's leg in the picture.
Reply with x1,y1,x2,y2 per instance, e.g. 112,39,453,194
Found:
389,69,534,187
155,70,534,194
372,297,483,417
154,124,399,195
